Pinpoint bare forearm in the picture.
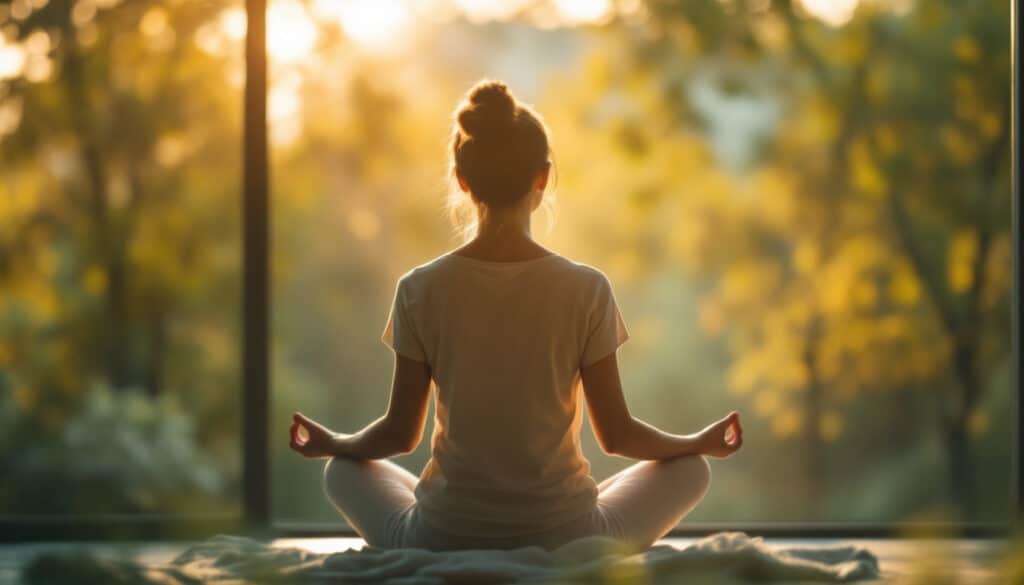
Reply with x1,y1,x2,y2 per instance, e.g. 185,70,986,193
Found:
331,416,412,460
611,417,704,460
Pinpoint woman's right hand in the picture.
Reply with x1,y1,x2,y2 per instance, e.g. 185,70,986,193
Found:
696,411,743,458
289,413,341,458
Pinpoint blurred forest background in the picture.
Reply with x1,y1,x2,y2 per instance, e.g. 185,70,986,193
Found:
0,0,1012,525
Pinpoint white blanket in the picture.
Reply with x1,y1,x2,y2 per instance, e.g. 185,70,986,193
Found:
23,532,880,584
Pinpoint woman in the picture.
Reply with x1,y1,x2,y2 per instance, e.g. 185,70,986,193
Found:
288,80,743,552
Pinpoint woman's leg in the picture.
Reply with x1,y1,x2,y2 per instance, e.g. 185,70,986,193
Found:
597,455,711,549
322,457,419,547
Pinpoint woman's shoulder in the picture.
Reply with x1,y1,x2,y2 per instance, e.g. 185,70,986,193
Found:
557,256,609,276
550,255,613,288
395,251,612,290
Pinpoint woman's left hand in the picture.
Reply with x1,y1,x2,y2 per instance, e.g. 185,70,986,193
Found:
696,411,743,458
289,413,340,458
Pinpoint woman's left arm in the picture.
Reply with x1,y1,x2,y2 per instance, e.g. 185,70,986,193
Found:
289,354,432,460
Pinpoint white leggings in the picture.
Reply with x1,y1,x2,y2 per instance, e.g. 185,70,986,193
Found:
323,455,711,551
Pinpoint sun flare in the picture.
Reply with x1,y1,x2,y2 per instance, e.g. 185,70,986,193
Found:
312,0,411,52
267,1,319,63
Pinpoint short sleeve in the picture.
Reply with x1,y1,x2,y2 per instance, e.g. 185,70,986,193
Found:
580,273,630,367
381,278,428,363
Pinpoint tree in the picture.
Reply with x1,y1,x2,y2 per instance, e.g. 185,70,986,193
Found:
545,0,1011,516
0,0,241,513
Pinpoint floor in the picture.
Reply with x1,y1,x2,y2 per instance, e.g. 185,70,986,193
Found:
0,536,1007,584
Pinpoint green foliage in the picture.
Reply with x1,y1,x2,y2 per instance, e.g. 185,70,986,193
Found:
1,383,227,514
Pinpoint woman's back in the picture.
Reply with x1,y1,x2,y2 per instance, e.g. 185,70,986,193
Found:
291,79,738,552
383,252,629,537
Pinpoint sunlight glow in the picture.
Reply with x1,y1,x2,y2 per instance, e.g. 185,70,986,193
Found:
452,0,531,23
0,35,26,81
312,0,411,52
552,0,611,25
267,1,319,64
348,208,381,240
269,72,302,146
218,7,247,42
799,0,860,27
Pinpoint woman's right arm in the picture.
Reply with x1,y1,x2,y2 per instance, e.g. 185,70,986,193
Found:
581,351,743,460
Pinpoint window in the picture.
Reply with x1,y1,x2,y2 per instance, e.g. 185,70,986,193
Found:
269,0,1015,528
1,0,1017,538
0,1,242,529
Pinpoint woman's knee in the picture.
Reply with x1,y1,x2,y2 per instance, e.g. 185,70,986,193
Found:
665,454,711,496
323,456,365,502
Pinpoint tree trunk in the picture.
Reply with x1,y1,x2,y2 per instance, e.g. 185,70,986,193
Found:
944,413,974,517
803,322,827,516
946,338,981,516
62,33,134,392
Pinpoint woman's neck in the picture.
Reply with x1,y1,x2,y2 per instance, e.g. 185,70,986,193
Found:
454,203,552,262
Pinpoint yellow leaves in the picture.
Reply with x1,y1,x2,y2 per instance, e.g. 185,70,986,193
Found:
751,168,798,231
888,263,921,306
772,409,804,439
978,111,1003,141
155,133,188,167
851,279,878,309
804,97,840,143
953,36,981,63
28,285,58,320
720,259,780,308
755,391,781,417
848,139,886,198
877,314,911,340
82,265,108,295
727,332,808,397
582,52,612,90
0,175,40,227
760,401,843,443
728,352,763,396
668,213,711,271
946,228,978,294
835,34,868,64
819,276,851,316
818,234,889,315
793,240,820,275
940,125,977,165
938,72,996,162
751,12,788,51
865,66,889,103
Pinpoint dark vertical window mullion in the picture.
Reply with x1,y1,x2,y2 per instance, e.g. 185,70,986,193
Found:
1015,0,1023,525
243,0,271,529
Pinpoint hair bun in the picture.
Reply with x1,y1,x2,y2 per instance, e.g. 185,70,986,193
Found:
457,80,516,139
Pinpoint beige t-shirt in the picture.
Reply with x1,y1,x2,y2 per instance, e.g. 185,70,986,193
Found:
381,252,630,537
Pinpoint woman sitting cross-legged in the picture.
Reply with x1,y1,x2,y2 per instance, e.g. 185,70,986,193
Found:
288,79,743,552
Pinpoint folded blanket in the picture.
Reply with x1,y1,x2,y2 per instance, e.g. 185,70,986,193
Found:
22,531,880,585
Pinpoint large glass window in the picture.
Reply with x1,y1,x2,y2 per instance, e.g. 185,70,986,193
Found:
0,0,242,519
3,0,1007,530
271,0,1013,526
